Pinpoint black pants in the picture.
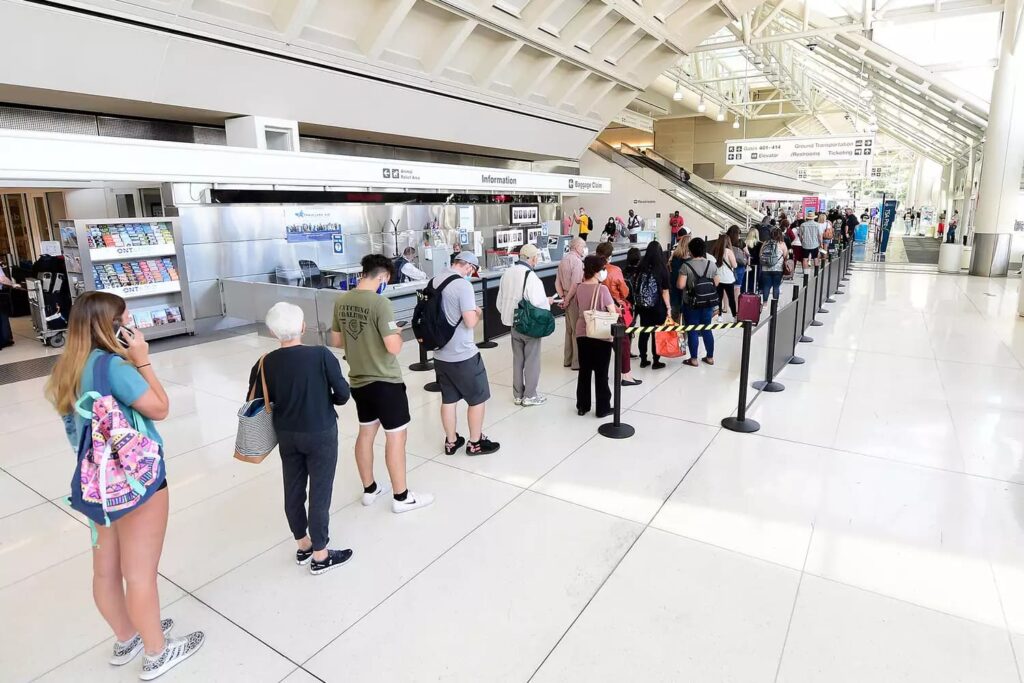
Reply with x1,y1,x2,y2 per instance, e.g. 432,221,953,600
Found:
637,304,666,363
0,311,11,347
576,336,612,413
277,424,339,552
717,283,736,316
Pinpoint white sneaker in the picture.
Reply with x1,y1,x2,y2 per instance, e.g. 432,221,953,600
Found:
392,491,434,514
139,632,205,680
522,395,548,406
361,481,392,506
513,396,523,406
110,619,174,666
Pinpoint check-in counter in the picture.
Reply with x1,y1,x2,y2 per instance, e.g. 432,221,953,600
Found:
221,243,639,346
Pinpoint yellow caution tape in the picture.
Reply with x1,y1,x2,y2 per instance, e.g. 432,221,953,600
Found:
623,322,746,334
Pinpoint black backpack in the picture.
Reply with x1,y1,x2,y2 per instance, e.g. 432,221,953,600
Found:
390,257,409,284
685,261,718,309
412,274,462,351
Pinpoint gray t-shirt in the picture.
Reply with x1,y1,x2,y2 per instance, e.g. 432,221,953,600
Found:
432,271,479,363
798,221,821,249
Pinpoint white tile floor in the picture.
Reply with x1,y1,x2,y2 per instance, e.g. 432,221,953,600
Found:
2,267,1024,682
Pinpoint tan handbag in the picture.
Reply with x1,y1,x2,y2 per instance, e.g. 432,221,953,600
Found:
233,355,277,464
583,283,617,340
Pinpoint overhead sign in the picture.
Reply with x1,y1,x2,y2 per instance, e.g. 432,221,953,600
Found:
797,166,870,181
726,134,875,164
0,129,611,195
612,109,655,133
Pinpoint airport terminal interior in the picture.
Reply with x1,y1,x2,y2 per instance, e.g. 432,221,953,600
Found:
1,0,1024,681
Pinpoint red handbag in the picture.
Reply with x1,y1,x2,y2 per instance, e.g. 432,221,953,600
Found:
618,300,634,327
654,317,684,358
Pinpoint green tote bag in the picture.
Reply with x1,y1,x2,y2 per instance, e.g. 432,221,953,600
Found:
513,270,555,338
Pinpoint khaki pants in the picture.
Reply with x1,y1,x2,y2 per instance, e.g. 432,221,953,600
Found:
511,329,542,399
563,303,579,370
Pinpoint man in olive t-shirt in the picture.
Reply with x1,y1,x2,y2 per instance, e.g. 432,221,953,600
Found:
329,254,433,514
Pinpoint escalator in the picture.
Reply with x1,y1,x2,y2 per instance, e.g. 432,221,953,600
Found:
619,144,764,227
588,140,738,231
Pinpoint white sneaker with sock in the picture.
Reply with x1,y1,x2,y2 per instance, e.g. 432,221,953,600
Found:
392,491,435,514
110,619,174,666
361,481,392,506
139,632,205,680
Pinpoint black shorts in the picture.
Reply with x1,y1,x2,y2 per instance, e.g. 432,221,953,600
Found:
803,247,820,260
350,381,411,432
434,354,491,406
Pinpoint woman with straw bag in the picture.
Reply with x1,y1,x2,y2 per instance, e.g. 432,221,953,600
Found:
244,302,352,576
575,255,618,418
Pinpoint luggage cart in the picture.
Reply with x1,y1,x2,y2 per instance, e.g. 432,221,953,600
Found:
26,274,69,348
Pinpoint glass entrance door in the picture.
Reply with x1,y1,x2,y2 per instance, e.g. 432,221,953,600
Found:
32,195,54,242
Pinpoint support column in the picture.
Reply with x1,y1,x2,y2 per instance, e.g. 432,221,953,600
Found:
970,0,1024,276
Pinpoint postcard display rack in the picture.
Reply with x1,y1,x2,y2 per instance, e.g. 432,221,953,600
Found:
59,218,195,340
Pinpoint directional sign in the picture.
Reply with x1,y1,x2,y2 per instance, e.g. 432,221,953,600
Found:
726,135,875,164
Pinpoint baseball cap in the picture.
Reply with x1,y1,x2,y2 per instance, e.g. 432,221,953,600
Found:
518,244,540,260
454,251,480,268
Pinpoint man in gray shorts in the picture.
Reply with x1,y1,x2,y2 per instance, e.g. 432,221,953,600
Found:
432,252,501,457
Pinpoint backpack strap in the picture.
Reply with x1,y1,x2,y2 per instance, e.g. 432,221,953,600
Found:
435,273,463,294
94,352,114,397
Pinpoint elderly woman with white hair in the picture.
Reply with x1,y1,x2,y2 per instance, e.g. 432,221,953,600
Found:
247,302,352,575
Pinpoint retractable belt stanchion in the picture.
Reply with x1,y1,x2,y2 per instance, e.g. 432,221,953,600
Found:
790,283,807,362
835,248,846,295
818,260,831,313
753,298,785,392
842,243,851,281
409,340,434,372
598,323,635,439
721,320,761,433
798,274,814,343
809,265,824,327
824,252,837,304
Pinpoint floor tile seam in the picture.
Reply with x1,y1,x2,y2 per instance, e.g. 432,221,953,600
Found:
773,523,815,683
989,562,1024,683
625,406,736,430
526,426,725,680
802,568,1018,634
933,371,971,476
737,425,1024,488
0,468,91,529
0,496,50,521
296,486,533,670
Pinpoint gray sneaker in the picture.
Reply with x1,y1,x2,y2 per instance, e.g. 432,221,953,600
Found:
521,395,548,406
139,632,205,680
110,619,174,666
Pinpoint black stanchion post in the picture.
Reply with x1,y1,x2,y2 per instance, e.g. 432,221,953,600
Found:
816,260,829,314
825,253,837,304
475,277,498,349
721,321,761,433
799,273,814,343
809,264,824,327
753,298,784,392
409,340,434,372
842,242,851,281
599,324,635,439
790,283,806,362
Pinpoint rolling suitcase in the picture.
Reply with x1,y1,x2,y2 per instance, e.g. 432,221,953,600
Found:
737,270,761,324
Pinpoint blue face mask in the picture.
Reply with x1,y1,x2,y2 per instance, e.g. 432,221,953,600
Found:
376,281,387,295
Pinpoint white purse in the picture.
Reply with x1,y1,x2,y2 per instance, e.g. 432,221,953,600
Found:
583,283,617,340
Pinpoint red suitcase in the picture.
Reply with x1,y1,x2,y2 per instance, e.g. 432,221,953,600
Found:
737,270,760,324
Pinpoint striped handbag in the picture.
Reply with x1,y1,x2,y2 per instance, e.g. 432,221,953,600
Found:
234,355,277,464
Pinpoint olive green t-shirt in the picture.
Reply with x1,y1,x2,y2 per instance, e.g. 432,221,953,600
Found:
331,290,403,388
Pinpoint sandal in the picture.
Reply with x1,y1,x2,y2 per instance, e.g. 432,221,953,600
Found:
702,357,715,365
683,359,699,367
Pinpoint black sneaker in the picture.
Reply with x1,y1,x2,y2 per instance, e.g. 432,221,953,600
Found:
639,359,651,368
467,436,500,456
296,547,314,566
652,361,666,370
444,433,466,456
310,549,354,575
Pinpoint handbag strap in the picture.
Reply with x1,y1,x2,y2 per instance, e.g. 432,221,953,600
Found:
519,265,532,300
589,281,600,311
248,354,272,412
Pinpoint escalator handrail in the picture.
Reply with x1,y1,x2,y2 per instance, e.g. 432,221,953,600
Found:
635,147,763,222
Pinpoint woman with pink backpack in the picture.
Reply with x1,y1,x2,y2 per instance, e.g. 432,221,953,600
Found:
46,291,205,680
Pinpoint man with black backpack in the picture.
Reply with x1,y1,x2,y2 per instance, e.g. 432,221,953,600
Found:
677,237,720,367
425,252,500,457
331,254,434,514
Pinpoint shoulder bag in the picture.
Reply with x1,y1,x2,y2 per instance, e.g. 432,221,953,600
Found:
234,355,277,464
513,269,555,338
583,283,617,340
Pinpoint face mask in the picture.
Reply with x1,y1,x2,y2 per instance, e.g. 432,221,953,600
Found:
376,281,387,295
597,270,607,282
582,246,589,257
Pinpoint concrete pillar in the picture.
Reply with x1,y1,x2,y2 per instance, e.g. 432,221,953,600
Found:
970,0,1024,276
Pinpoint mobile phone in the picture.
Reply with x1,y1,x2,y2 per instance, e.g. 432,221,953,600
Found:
113,323,133,349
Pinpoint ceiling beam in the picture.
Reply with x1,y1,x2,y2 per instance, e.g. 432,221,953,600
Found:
359,0,417,60
272,0,319,42
689,24,865,52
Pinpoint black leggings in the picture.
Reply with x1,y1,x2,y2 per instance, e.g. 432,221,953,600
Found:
637,304,666,362
717,283,736,316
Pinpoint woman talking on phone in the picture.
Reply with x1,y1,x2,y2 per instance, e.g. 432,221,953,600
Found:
46,291,205,680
